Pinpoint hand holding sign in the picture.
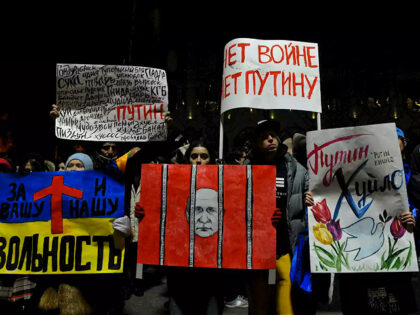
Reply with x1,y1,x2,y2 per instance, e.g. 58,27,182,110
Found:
135,203,145,221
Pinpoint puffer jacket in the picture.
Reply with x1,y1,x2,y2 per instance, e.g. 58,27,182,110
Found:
284,152,308,253
247,146,308,254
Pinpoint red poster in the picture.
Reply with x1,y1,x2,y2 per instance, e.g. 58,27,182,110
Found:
137,164,276,270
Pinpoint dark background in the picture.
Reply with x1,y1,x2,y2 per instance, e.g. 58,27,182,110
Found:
1,3,420,161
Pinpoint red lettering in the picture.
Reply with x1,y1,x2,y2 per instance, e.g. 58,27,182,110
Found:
224,75,231,98
231,72,242,94
270,45,285,64
295,46,307,67
143,105,153,120
135,104,143,120
256,71,270,95
307,135,372,186
228,44,237,66
285,43,296,65
245,71,256,95
157,104,164,120
258,45,271,64
292,73,305,97
127,105,134,121
270,71,281,96
305,75,318,99
307,46,318,68
237,43,250,62
116,106,124,122
282,72,291,96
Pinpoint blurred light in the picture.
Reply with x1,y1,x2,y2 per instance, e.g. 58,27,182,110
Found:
227,113,231,120
353,111,358,119
312,112,316,119
394,111,398,119
269,111,275,119
250,108,253,113
188,113,193,120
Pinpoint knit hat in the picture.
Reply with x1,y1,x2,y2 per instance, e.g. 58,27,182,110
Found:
396,127,405,139
65,153,94,170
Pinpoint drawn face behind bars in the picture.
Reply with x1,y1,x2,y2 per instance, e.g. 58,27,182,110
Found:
186,188,219,238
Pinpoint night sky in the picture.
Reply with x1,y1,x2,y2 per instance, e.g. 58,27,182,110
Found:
1,3,419,158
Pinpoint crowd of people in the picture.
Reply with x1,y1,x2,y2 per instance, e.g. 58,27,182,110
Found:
0,100,419,315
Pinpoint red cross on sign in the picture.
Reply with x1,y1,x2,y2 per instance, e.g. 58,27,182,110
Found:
33,175,83,234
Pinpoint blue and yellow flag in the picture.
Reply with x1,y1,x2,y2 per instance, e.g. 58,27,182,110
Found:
0,170,125,274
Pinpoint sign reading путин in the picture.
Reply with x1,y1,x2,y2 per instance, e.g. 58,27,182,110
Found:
56,64,168,142
221,38,321,114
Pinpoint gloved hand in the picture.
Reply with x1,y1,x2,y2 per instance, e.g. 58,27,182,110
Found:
271,208,282,228
135,203,145,221
113,216,131,237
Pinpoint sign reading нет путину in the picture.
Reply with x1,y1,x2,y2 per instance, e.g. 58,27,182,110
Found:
221,38,321,114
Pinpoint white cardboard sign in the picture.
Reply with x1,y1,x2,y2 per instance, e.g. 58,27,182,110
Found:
307,123,418,273
221,38,321,114
56,64,168,142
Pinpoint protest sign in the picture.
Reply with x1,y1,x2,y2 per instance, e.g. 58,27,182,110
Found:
0,171,125,274
56,64,168,142
307,123,418,273
221,38,321,114
137,164,276,270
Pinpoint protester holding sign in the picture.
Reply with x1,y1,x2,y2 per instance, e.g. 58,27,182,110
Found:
246,119,310,315
307,123,418,314
33,152,129,314
135,139,229,315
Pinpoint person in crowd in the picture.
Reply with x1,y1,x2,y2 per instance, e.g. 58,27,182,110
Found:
225,143,250,166
0,157,37,314
246,119,312,315
19,152,48,174
44,160,56,172
0,126,14,159
408,142,420,216
135,139,224,315
339,127,417,315
57,160,66,171
291,133,307,169
35,151,131,315
222,144,250,309
65,152,94,171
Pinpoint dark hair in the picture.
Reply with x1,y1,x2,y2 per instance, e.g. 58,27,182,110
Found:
183,140,215,164
19,152,46,173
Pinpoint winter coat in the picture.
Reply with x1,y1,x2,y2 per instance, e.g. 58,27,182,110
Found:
247,147,308,254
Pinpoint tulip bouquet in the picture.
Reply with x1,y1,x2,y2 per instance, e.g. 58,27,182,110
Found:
311,199,350,272
380,210,413,270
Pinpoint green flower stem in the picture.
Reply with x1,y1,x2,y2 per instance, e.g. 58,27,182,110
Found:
333,241,350,269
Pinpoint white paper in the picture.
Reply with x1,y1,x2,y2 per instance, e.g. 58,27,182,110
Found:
307,123,418,273
56,64,168,142
221,38,321,114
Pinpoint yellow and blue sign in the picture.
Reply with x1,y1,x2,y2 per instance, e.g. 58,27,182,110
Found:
0,170,125,274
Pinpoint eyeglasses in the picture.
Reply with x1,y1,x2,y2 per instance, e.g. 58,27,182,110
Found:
190,153,209,160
